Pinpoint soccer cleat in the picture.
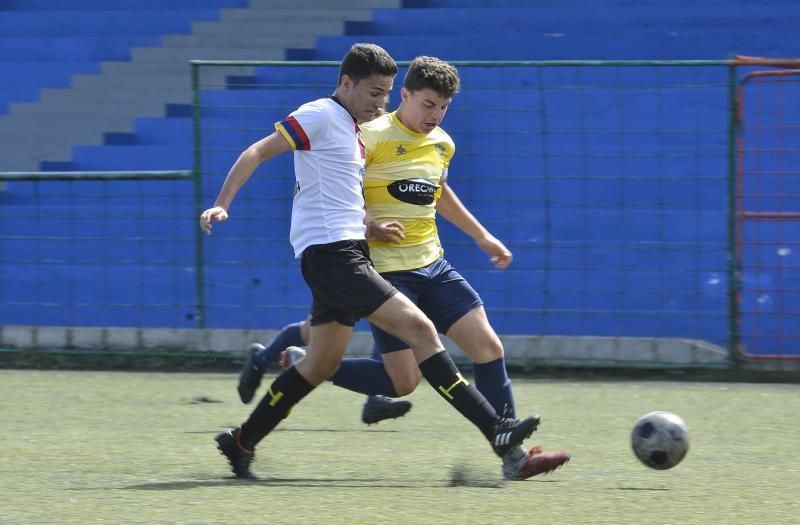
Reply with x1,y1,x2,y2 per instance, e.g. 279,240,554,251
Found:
215,427,255,479
279,346,307,370
361,395,413,425
237,343,265,404
502,445,571,480
490,414,540,457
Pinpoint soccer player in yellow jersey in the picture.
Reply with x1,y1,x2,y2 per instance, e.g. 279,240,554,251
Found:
360,56,570,480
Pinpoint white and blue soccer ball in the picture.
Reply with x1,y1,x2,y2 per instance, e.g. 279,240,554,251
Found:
631,411,689,470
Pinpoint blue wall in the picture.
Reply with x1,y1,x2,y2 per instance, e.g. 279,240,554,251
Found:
0,1,797,356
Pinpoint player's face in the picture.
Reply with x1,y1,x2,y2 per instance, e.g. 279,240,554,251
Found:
341,74,394,124
397,87,451,134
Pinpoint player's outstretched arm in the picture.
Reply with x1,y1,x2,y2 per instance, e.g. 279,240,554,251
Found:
435,182,513,269
200,132,291,234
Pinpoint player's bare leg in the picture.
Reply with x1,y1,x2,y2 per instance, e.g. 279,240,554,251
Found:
367,292,443,362
295,321,352,385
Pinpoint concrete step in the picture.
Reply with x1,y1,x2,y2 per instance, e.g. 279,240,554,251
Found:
0,111,135,133
72,71,186,90
99,60,191,76
73,63,255,95
131,46,288,62
0,143,79,165
190,19,344,36
75,70,252,94
60,66,193,88
99,60,248,78
0,132,103,149
247,0,400,7
38,86,191,106
161,33,316,49
219,8,376,24
0,118,126,139
10,99,169,119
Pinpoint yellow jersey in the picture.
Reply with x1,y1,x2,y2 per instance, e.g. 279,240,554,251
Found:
361,111,455,273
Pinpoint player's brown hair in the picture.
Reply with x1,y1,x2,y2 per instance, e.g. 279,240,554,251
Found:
403,56,460,97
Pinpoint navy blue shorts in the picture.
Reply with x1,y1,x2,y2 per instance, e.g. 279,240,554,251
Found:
369,257,483,354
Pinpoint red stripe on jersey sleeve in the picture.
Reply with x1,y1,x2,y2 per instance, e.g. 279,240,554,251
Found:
286,116,311,150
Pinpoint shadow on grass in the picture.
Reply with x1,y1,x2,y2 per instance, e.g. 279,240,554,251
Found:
273,428,401,433
122,477,445,490
181,428,401,434
613,486,671,491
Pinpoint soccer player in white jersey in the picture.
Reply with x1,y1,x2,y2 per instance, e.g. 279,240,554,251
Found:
200,44,542,479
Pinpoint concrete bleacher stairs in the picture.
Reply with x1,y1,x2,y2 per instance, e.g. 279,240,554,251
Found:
0,0,400,171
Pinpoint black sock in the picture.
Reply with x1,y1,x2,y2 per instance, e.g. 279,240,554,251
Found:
331,358,399,397
239,366,315,449
418,351,499,440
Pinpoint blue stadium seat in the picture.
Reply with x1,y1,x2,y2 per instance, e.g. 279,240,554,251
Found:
0,0,245,9
293,33,789,61
0,62,100,86
403,0,796,7
0,36,159,61
69,145,192,170
350,6,800,35
0,10,219,37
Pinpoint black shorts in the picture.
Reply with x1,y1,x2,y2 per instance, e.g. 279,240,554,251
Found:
300,239,397,327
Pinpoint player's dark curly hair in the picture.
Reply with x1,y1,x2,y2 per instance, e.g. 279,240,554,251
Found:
403,56,460,97
338,43,397,84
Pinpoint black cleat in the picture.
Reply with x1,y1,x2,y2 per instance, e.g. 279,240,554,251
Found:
215,427,255,479
491,414,541,457
361,395,413,425
237,343,265,404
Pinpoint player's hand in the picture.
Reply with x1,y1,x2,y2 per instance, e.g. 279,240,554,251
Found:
200,206,228,235
476,234,513,269
366,219,405,243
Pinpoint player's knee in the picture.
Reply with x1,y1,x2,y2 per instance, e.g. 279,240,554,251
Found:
296,352,340,384
404,314,438,345
391,369,421,396
484,337,505,361
466,336,505,363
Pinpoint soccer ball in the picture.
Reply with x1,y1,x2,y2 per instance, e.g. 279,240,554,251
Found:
631,411,689,470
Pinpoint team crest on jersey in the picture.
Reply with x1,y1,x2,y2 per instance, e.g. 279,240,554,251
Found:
395,145,407,156
434,144,446,158
387,178,440,205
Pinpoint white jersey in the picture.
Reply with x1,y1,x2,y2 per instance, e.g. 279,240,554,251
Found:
275,97,367,258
